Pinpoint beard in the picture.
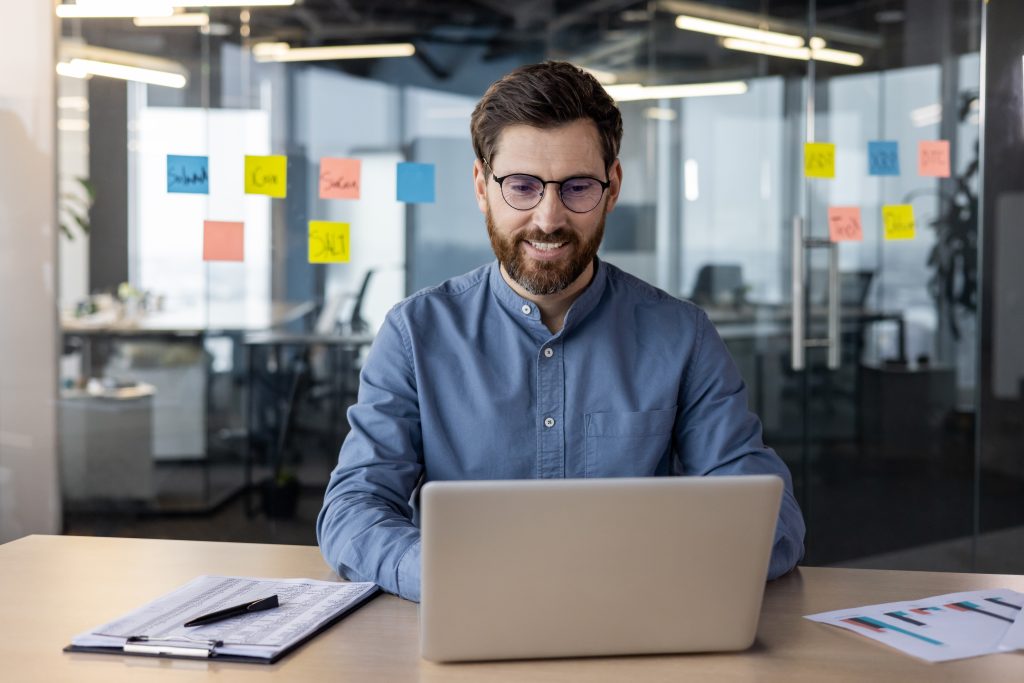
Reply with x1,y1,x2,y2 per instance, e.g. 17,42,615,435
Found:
485,203,606,296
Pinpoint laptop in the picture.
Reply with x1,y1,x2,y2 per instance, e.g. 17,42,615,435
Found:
420,475,783,662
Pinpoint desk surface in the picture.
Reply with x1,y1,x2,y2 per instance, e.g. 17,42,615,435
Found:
2,535,1022,682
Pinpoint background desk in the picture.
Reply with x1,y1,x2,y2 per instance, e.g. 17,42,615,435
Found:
2,535,1023,682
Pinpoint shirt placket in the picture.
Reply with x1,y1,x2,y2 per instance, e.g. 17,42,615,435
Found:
536,338,565,478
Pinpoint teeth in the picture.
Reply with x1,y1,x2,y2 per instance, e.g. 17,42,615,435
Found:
529,241,565,251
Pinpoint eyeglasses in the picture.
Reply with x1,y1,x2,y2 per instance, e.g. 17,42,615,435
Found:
488,166,610,214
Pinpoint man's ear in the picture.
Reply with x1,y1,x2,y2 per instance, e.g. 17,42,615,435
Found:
473,159,489,214
604,159,623,213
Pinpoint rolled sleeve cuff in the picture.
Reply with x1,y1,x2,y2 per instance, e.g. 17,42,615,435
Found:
395,539,422,602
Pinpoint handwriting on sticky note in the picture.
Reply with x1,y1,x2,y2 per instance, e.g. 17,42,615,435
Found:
319,158,361,200
397,162,436,203
203,221,244,261
167,155,209,194
804,143,835,179
882,205,915,241
828,207,863,242
308,221,350,264
244,155,287,198
918,140,950,178
867,141,899,176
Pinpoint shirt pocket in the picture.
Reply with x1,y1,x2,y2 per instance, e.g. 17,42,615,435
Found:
584,408,677,478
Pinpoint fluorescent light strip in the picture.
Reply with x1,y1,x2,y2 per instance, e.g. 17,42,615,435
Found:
58,96,90,111
721,38,864,67
253,42,416,62
605,81,748,102
675,14,805,48
133,13,209,27
60,59,187,88
57,1,174,18
172,0,296,6
58,119,91,132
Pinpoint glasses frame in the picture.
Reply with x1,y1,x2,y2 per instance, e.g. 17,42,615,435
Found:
486,162,611,214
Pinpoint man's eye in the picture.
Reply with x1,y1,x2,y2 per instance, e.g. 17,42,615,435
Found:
509,184,537,194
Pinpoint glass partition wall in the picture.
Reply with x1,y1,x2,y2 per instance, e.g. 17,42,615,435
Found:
55,0,1021,574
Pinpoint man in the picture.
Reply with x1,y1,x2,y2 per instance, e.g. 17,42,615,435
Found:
317,61,805,602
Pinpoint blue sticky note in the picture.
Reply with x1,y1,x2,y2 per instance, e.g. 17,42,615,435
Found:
868,141,900,176
397,162,435,203
167,155,209,194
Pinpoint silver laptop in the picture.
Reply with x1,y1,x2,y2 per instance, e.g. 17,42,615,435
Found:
420,475,783,662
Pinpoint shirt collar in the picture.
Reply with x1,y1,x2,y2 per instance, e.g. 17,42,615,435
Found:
487,257,609,336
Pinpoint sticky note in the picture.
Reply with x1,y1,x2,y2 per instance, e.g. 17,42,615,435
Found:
203,221,244,261
397,162,436,203
828,206,863,242
167,155,209,194
308,221,350,263
319,158,361,200
867,141,899,176
245,155,287,198
881,204,915,241
804,143,835,179
918,140,951,177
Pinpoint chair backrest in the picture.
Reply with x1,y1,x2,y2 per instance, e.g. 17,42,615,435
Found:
348,269,375,334
691,264,744,306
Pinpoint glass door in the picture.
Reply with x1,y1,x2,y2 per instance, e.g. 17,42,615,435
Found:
628,0,984,571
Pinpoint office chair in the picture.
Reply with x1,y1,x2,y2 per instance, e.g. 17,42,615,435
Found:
691,264,745,307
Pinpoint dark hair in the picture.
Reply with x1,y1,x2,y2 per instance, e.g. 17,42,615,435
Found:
471,61,623,175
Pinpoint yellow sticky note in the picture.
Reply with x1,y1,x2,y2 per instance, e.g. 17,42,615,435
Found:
309,221,350,263
882,204,915,241
245,155,287,198
804,142,835,179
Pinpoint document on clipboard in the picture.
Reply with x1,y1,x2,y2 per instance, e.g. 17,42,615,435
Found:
65,575,380,664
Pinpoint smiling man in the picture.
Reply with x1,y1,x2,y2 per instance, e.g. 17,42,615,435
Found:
317,62,805,602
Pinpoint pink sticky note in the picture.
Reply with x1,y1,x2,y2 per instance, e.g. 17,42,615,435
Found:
319,158,361,199
918,140,950,178
828,206,863,242
203,221,244,262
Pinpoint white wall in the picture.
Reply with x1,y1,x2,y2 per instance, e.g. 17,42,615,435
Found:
0,1,60,540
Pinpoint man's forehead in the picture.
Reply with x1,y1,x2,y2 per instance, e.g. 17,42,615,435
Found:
489,120,605,172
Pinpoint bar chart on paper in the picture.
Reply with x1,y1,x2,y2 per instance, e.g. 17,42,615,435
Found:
806,589,1024,662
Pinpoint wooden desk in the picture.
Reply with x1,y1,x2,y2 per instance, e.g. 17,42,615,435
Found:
2,535,1023,682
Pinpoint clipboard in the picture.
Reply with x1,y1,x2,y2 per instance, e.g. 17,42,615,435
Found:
63,578,381,665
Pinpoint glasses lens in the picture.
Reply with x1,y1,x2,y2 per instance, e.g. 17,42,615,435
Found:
559,177,604,212
501,174,544,210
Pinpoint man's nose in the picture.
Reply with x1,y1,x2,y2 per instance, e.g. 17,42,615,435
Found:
531,186,567,234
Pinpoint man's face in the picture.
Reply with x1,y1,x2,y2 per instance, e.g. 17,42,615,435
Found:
474,120,622,296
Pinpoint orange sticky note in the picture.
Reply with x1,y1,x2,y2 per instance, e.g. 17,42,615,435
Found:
828,206,863,242
804,142,835,179
319,158,361,200
203,221,244,261
881,205,915,241
918,140,950,178
244,155,287,197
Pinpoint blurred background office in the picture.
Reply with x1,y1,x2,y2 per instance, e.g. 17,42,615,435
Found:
1,0,1023,574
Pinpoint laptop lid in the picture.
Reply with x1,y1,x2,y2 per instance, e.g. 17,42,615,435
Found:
420,475,783,662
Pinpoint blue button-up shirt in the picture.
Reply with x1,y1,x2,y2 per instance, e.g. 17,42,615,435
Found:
317,259,805,601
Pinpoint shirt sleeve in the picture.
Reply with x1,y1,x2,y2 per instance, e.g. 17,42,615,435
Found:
316,311,424,601
675,309,806,579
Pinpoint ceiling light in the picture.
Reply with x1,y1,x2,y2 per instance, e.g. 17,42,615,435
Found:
604,81,748,102
58,59,187,88
56,1,175,19
133,12,209,27
675,14,804,48
171,0,296,6
643,107,677,121
58,119,91,132
252,42,416,62
721,38,864,67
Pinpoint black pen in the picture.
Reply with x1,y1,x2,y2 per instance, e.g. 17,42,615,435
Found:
183,594,280,627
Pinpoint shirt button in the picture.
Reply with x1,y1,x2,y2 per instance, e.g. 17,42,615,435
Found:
544,417,555,428
521,304,532,315
543,347,554,358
